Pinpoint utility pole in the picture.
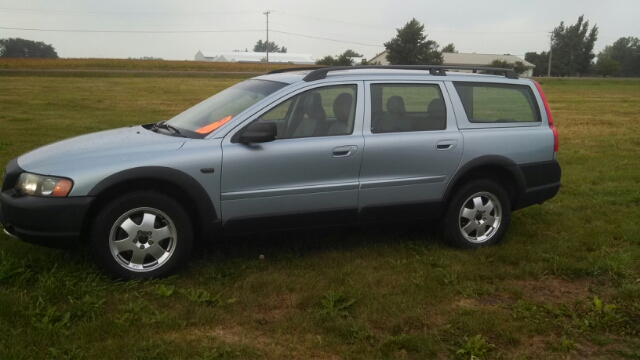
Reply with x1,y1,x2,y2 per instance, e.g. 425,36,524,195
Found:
547,32,553,77
264,11,270,71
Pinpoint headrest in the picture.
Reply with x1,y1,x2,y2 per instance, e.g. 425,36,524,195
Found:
386,96,406,114
333,93,353,123
427,98,446,117
304,92,326,119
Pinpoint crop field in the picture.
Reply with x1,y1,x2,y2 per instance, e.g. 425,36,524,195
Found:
0,58,301,73
1,74,639,359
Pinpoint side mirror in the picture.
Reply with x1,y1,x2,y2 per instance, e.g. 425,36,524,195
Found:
239,121,277,144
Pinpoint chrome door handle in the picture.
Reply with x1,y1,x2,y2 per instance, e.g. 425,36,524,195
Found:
436,140,458,151
332,145,358,158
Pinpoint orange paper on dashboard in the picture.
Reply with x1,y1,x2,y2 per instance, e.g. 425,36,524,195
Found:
195,115,233,134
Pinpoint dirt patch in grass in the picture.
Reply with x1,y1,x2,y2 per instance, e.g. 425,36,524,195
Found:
252,292,302,325
510,277,593,303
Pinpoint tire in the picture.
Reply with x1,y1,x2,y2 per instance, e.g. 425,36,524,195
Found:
90,191,193,280
444,179,511,249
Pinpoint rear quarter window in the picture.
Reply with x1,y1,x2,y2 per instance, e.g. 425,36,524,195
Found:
453,82,540,123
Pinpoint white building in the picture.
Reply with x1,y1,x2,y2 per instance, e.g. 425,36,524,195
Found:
368,52,536,77
195,51,316,65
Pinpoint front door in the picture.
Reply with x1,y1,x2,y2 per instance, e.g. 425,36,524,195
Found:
220,82,364,233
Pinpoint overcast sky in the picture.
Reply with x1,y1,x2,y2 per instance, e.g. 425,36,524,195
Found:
1,0,637,61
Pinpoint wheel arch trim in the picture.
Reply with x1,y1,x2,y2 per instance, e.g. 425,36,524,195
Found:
86,166,218,232
443,155,527,207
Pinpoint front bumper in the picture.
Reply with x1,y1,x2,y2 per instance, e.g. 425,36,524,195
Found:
1,158,94,249
1,190,94,248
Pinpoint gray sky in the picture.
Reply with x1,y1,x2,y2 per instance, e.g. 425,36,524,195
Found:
0,0,637,60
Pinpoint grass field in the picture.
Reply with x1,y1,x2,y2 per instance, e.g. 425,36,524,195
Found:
1,74,640,359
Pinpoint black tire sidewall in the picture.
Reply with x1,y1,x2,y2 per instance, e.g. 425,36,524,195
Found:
91,191,193,280
445,179,511,249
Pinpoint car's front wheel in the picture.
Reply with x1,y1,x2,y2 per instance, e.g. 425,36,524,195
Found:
444,179,511,248
91,191,193,279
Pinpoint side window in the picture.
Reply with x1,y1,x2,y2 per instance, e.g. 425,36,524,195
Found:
371,84,446,133
257,98,293,139
453,82,541,123
254,84,357,139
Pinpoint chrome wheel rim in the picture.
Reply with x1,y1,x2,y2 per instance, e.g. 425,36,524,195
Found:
458,191,502,243
109,207,177,272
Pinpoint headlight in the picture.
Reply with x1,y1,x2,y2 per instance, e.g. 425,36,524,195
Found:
15,173,73,197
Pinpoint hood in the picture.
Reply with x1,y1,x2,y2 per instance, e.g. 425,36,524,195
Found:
18,126,186,175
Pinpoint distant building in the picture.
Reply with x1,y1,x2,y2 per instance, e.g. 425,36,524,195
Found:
195,51,316,65
368,52,536,77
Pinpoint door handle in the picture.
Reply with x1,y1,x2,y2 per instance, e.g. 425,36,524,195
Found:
332,145,358,158
436,140,458,151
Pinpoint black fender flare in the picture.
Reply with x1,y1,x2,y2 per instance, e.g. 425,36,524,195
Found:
443,155,527,205
87,166,217,229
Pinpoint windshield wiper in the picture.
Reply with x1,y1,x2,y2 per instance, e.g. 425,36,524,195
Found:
152,120,185,137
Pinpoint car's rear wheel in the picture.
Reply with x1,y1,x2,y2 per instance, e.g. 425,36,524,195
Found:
444,179,511,248
91,191,193,279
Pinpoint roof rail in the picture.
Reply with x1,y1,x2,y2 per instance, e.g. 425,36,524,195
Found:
267,66,323,75
268,65,519,81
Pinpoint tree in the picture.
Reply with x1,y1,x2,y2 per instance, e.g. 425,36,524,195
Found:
316,55,337,66
550,15,598,76
361,58,381,65
384,18,443,65
597,37,640,77
253,40,287,53
489,59,528,75
595,57,620,77
442,43,458,53
0,38,58,58
524,52,549,77
315,50,361,66
342,49,362,58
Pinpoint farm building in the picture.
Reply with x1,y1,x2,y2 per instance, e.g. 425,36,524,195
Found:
368,52,536,77
195,51,316,65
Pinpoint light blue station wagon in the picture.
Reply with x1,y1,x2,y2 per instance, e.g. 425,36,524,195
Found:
1,66,561,279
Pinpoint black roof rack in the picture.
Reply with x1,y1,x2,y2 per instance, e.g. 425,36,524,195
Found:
268,65,518,81
267,66,324,75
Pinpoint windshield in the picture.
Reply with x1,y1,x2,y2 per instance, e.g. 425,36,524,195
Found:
167,79,287,135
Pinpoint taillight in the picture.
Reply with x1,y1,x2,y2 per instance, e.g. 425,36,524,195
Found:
533,81,558,158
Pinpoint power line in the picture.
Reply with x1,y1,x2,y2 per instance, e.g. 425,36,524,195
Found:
0,26,263,34
274,11,549,35
1,7,550,35
0,7,257,16
271,21,388,43
276,11,395,30
0,26,385,47
1,19,265,28
270,30,383,47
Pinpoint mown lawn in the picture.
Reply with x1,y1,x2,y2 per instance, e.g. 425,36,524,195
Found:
1,75,639,359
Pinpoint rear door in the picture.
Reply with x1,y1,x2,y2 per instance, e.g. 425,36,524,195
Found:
220,82,364,232
358,81,463,221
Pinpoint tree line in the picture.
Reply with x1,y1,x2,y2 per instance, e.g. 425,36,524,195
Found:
0,38,58,58
315,16,637,78
523,16,638,77
3,16,639,77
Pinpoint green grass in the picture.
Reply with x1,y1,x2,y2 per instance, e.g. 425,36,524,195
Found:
1,75,640,359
